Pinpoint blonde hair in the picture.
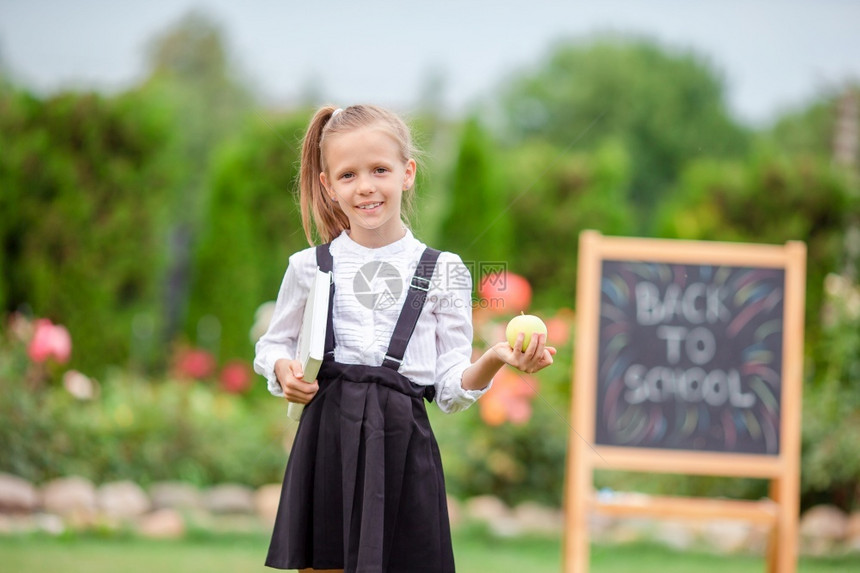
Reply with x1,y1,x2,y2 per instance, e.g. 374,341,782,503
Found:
299,104,419,245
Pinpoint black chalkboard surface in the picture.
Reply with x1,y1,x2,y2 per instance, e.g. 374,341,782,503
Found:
594,260,785,455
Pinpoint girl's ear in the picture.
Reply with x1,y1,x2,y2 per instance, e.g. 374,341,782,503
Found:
320,172,338,202
403,158,417,190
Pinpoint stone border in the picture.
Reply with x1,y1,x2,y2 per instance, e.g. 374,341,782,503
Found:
1,473,858,555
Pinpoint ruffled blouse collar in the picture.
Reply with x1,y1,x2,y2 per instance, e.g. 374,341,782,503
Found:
333,227,418,257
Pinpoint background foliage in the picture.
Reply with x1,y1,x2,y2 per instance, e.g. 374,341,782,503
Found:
186,112,310,365
500,37,750,229
0,87,176,374
1,15,859,510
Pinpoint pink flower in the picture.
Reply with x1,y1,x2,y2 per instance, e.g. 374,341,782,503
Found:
220,360,253,394
27,319,72,364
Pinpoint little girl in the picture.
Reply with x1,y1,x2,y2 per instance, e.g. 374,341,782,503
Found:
254,104,555,573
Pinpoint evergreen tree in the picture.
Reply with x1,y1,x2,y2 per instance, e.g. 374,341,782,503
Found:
436,116,511,285
186,111,311,363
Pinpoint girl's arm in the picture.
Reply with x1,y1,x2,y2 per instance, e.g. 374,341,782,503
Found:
430,252,556,408
461,332,556,392
253,249,316,396
432,253,495,413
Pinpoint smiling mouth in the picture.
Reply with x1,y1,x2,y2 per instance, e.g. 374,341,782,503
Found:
358,202,382,210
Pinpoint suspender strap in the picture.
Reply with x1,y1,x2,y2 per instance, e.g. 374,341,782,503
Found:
382,248,441,373
315,243,333,273
315,243,336,356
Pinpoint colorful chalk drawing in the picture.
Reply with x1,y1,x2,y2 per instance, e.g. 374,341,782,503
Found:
594,261,785,455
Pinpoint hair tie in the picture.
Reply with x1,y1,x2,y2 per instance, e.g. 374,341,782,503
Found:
331,108,343,118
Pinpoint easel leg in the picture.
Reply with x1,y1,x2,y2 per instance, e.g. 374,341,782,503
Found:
767,477,799,573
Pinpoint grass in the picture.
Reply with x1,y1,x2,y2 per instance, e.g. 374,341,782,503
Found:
0,526,857,572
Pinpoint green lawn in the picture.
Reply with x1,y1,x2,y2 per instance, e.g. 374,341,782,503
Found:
0,528,856,572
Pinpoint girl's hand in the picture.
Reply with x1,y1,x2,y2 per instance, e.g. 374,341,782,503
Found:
493,333,556,374
274,358,319,404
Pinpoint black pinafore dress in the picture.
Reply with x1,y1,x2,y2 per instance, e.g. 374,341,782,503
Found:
266,243,456,573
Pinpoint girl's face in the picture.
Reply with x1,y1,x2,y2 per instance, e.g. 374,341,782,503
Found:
320,124,416,248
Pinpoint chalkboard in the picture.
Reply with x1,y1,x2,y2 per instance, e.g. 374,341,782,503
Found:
565,233,807,573
594,261,786,455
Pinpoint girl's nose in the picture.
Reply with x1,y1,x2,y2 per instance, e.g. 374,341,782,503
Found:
357,174,375,193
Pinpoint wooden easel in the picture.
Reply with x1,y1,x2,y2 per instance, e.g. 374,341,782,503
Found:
564,231,806,573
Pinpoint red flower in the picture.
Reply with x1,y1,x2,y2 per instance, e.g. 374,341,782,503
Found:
174,348,216,380
220,360,253,393
27,319,72,364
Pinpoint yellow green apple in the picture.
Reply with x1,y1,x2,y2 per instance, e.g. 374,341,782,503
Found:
506,312,548,351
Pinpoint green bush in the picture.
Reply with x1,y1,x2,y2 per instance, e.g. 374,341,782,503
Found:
0,325,291,488
185,110,312,364
801,273,860,510
0,87,177,376
657,153,859,347
501,139,635,309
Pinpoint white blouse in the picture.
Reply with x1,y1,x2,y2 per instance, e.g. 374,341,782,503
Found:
253,229,490,413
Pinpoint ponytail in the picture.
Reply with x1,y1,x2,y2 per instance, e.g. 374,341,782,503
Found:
299,106,350,245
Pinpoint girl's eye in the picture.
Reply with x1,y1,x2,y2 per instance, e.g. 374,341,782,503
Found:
341,172,354,180
375,167,388,174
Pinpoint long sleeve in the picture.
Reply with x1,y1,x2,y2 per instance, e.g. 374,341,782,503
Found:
431,253,492,413
253,248,316,397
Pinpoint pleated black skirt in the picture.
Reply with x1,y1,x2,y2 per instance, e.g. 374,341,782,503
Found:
266,360,455,573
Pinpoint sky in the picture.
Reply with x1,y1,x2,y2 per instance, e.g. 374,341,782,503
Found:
0,0,859,126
